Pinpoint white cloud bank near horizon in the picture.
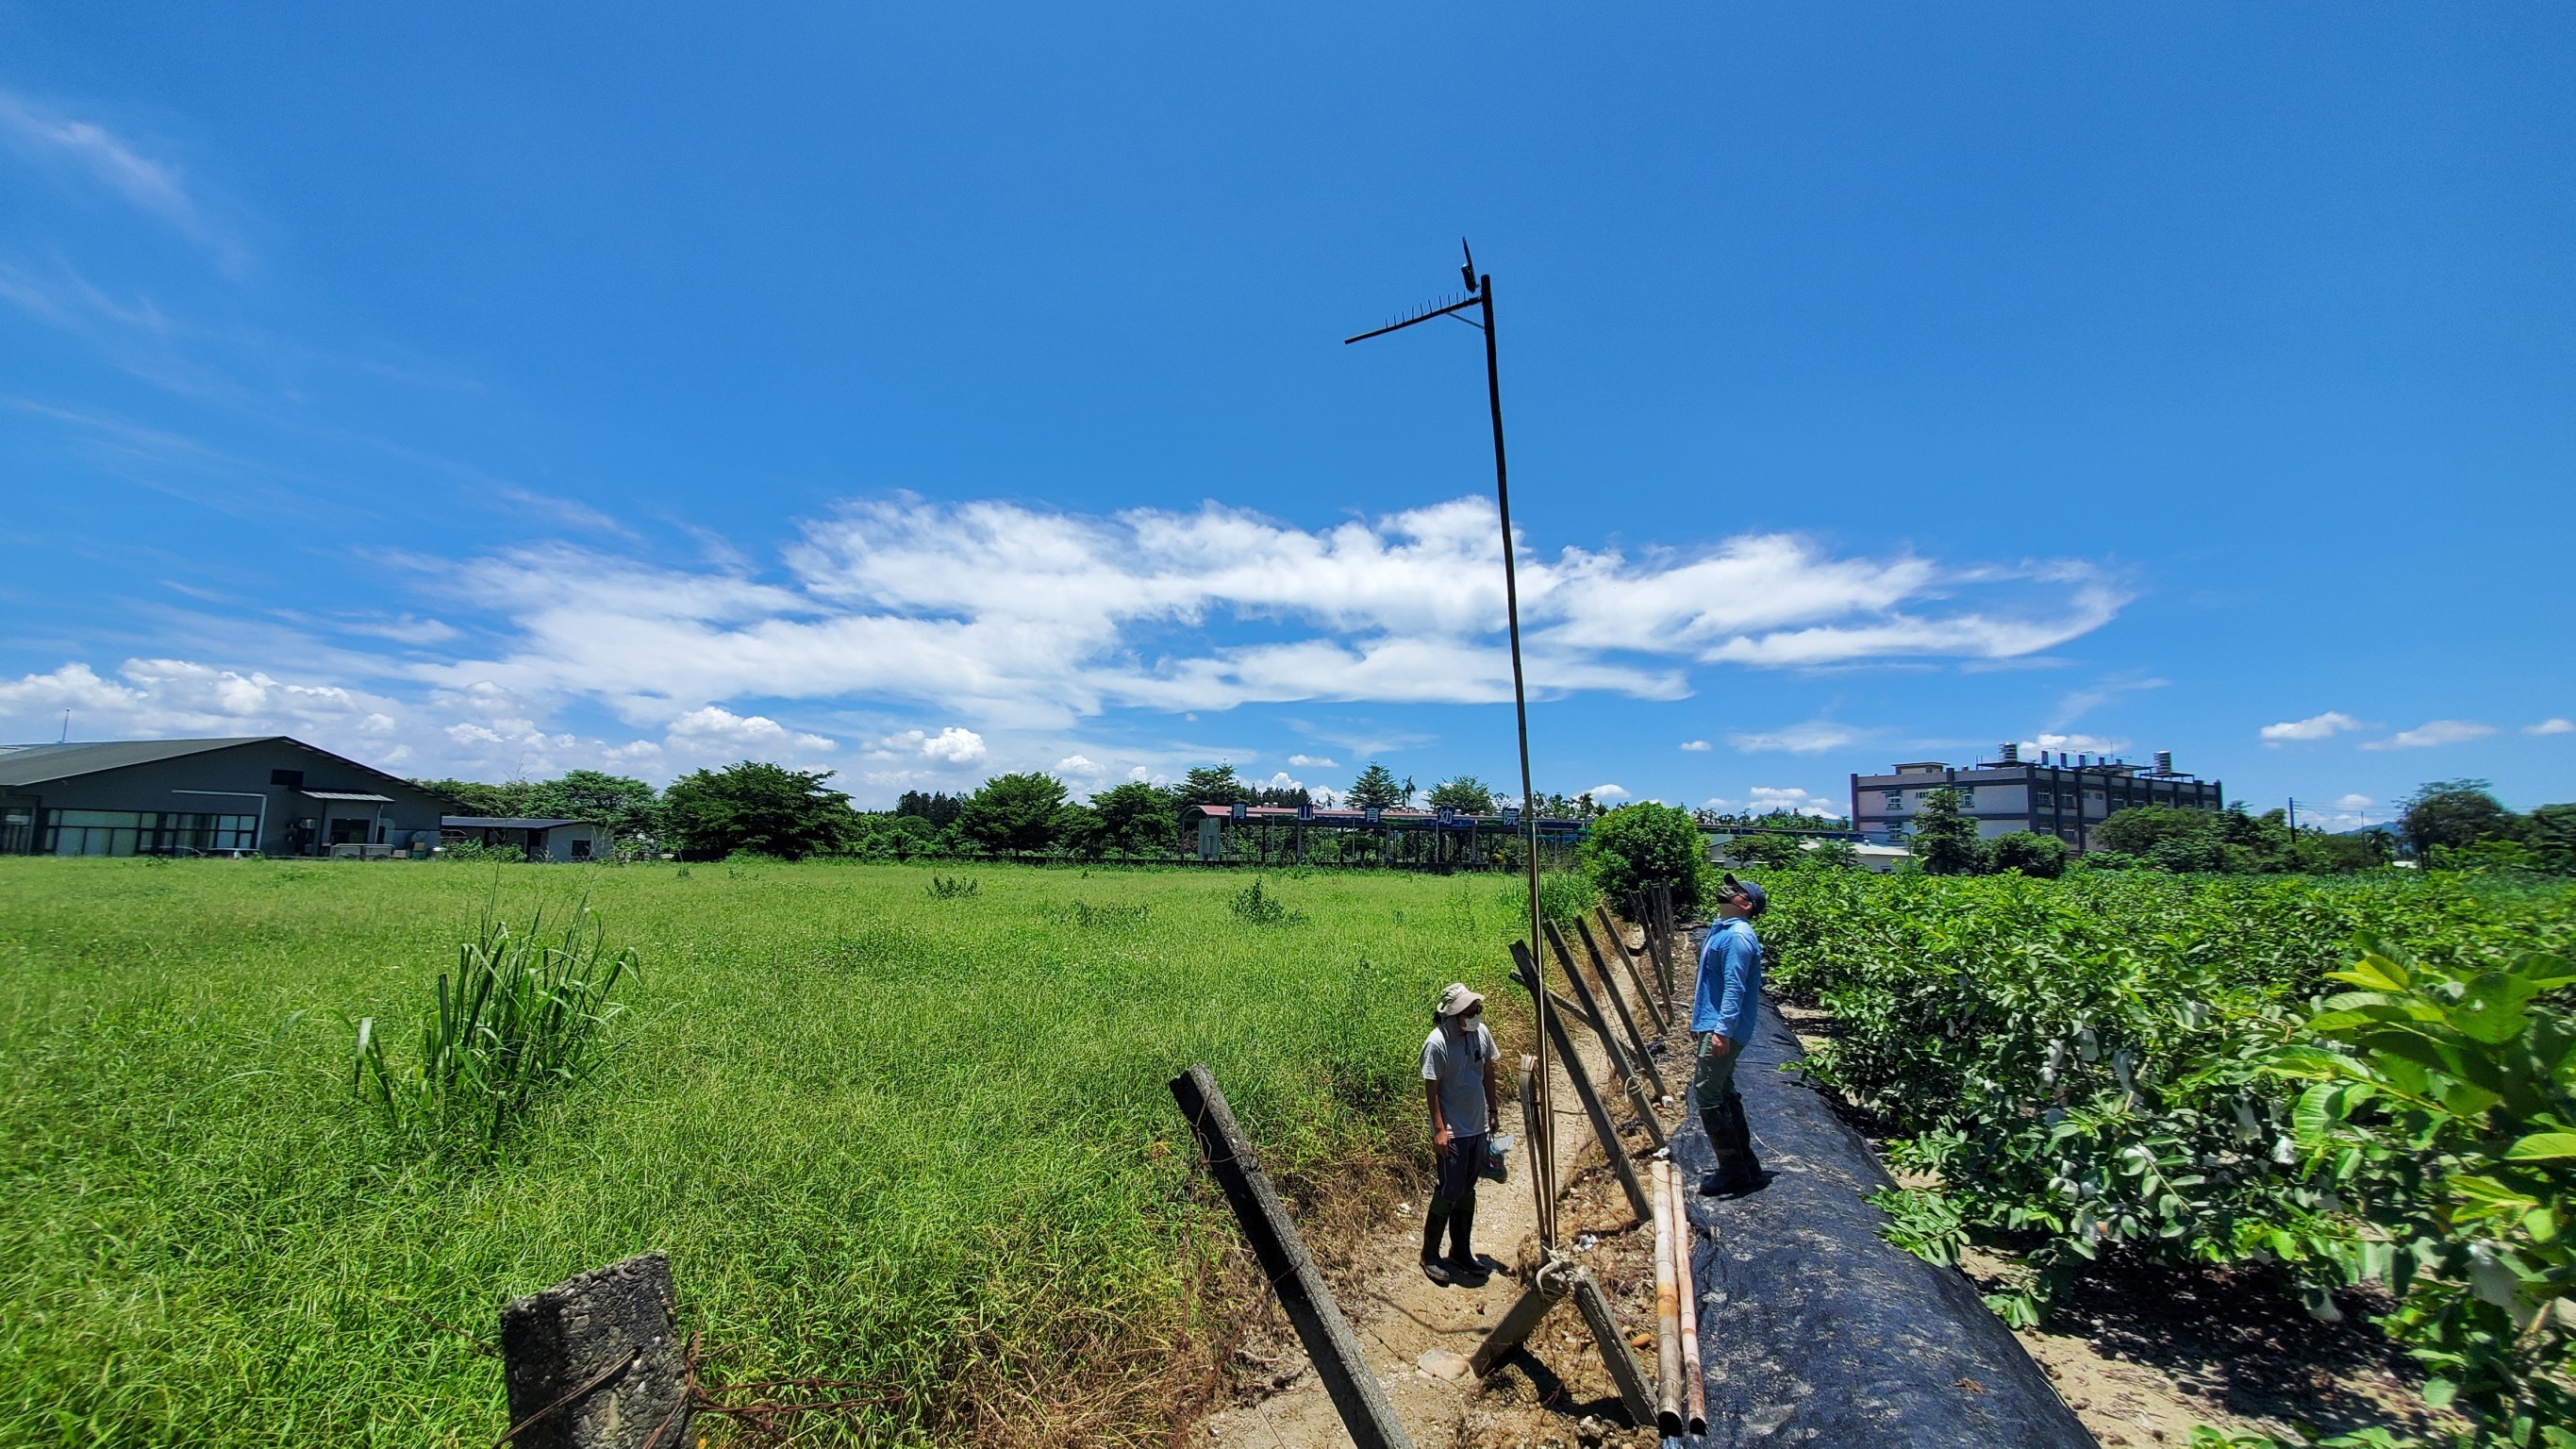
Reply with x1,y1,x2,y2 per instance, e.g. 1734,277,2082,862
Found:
0,493,2128,790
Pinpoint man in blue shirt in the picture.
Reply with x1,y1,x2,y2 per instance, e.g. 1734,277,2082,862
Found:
1690,873,1770,1195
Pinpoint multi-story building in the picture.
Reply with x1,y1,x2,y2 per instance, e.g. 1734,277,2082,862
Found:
1849,745,2225,852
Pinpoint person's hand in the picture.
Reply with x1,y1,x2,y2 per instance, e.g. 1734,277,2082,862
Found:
1709,1034,1734,1058
1434,1124,1452,1155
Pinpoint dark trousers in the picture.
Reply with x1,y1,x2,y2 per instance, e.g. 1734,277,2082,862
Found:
1422,1134,1484,1264
1695,1035,1759,1179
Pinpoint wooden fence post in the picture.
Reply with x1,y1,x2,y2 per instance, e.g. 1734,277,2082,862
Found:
1511,943,1653,1224
1542,922,1665,1151
498,1252,692,1449
1552,919,1667,1101
1170,1065,1416,1449
1587,908,1667,1034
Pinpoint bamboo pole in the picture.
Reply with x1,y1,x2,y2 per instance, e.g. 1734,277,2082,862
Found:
1542,922,1665,1151
1651,1161,1684,1437
1672,1172,1708,1435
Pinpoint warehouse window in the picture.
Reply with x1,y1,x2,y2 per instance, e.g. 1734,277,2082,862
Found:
41,810,257,857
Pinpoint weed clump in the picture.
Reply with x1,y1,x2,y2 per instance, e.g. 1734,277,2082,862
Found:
1229,877,1306,925
925,874,979,900
1067,900,1150,929
352,906,637,1153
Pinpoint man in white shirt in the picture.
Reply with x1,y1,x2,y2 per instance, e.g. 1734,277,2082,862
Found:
1419,982,1502,1285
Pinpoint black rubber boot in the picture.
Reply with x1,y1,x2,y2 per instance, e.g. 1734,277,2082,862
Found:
1421,1200,1453,1284
1445,1196,1487,1282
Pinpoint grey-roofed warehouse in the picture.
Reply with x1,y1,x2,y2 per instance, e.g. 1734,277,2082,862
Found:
0,736,461,858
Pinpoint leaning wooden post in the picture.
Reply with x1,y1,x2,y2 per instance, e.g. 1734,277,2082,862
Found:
1510,944,1652,1224
1587,908,1667,1035
1571,1266,1659,1427
1169,1066,1416,1449
498,1252,693,1449
1643,886,1677,997
1554,919,1667,1101
1542,922,1665,1151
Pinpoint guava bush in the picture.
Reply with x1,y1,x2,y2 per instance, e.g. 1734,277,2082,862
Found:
1762,871,2576,1444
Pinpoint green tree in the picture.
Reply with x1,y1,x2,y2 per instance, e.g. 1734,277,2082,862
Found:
1725,832,1808,871
956,773,1069,858
1088,780,1175,858
1580,801,1705,913
2529,803,2576,874
1052,803,1108,860
2401,779,2525,863
2093,805,2219,858
1347,762,1405,810
1907,789,1986,875
525,770,661,841
1427,776,1496,814
410,777,540,818
662,762,856,860
1986,830,2068,879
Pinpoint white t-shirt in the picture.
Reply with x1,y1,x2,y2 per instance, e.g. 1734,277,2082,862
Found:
1420,1019,1497,1139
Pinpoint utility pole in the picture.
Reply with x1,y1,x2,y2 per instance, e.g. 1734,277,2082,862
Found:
1347,241,1551,1234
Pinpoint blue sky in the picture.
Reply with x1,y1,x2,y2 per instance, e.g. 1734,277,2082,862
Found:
2,4,2569,823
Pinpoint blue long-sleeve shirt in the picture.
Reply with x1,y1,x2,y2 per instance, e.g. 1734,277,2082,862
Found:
1692,916,1763,1041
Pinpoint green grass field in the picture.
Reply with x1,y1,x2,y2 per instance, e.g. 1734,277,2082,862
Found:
0,858,1533,1447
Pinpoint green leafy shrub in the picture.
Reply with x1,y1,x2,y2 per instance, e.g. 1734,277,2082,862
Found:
2266,938,2576,1443
438,839,524,864
1581,802,1704,913
1764,870,2576,1442
924,874,979,899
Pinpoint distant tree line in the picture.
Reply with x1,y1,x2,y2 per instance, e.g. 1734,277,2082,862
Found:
411,757,1603,863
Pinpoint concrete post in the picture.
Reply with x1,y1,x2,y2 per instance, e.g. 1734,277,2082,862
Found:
498,1252,692,1449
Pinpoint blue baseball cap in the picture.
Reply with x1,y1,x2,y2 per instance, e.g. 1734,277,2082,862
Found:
1719,873,1768,915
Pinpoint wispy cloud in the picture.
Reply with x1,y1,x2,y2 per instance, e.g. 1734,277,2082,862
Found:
2052,673,2167,728
2528,718,2574,737
1747,785,1838,817
1286,753,1336,766
2361,720,2496,751
0,90,245,271
1678,739,1711,752
2260,711,2363,744
1729,720,1862,755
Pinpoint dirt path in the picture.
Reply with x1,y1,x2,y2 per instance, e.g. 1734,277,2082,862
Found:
1205,924,1687,1449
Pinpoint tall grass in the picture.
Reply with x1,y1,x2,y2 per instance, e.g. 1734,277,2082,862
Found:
0,859,1523,1446
353,906,637,1152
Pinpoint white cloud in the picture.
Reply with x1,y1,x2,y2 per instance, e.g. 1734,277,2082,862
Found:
2528,718,2574,737
670,706,836,754
2362,720,2497,751
1127,765,1154,783
1286,753,1337,766
1260,771,1305,794
1730,721,1860,755
873,725,986,764
1055,753,1104,777
1679,740,1711,752
409,495,2126,729
1748,786,1839,818
2260,711,2363,744
0,658,401,745
2334,793,2373,810
2022,731,2130,756
1587,783,1630,800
